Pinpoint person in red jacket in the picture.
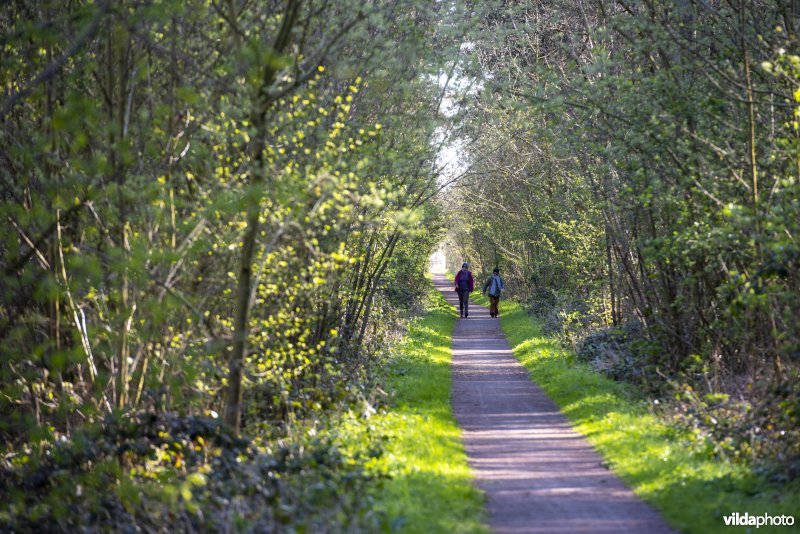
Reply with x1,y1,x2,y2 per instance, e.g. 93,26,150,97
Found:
454,262,474,318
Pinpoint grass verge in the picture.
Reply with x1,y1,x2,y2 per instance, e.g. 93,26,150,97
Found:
496,299,800,533
368,281,487,533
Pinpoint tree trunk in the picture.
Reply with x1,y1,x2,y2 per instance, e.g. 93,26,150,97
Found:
223,0,302,434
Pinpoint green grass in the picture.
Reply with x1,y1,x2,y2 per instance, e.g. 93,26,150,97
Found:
497,299,800,533
469,288,489,307
369,283,487,533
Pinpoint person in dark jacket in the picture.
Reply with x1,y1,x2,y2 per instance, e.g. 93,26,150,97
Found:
454,262,474,317
482,267,505,318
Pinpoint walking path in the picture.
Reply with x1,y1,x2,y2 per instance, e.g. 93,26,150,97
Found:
434,274,674,533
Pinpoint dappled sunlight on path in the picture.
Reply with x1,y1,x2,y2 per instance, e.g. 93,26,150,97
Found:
433,274,675,534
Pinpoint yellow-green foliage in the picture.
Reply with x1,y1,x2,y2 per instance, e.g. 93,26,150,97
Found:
370,285,487,533
500,301,800,533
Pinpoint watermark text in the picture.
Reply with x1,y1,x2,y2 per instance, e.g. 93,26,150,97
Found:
723,512,795,528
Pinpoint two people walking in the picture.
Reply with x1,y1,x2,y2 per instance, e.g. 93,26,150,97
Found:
454,262,505,318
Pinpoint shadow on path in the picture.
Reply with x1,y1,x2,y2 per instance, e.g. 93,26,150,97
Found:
434,274,675,534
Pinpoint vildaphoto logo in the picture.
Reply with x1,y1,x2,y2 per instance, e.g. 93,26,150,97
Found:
723,512,795,528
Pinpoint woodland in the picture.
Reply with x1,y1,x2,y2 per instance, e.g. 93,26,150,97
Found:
1,0,799,531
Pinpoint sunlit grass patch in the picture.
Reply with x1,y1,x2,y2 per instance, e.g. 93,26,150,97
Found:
499,300,800,534
370,284,487,533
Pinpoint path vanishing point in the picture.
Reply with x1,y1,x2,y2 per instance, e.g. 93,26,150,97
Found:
434,273,675,534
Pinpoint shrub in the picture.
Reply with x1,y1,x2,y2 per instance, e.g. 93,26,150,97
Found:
673,374,800,481
576,321,652,384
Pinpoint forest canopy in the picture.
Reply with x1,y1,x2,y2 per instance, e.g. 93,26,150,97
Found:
2,0,800,530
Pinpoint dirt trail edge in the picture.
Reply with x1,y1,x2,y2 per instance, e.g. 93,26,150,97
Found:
435,274,675,534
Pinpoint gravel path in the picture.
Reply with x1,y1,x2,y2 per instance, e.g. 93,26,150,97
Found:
435,274,675,534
